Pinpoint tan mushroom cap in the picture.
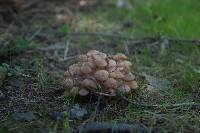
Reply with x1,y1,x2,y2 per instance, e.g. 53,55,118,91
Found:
123,73,135,81
79,89,89,96
85,62,95,69
77,54,88,62
97,52,107,59
87,50,99,57
108,59,116,67
103,78,118,89
63,78,74,89
69,64,81,75
117,61,132,67
109,71,124,79
64,70,71,77
94,58,107,68
113,53,128,61
81,79,97,89
117,85,131,93
80,63,93,74
108,67,116,73
116,67,124,72
126,81,138,89
94,70,109,81
87,56,94,63
88,50,107,59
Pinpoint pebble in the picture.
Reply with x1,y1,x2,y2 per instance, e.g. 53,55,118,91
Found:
70,104,87,119
0,90,5,100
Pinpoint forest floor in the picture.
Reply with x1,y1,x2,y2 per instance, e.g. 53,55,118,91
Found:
0,0,200,133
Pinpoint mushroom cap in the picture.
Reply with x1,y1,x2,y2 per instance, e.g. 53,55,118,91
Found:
94,70,109,81
113,53,128,61
116,67,124,72
80,63,93,74
87,50,99,57
88,50,107,59
87,56,94,63
108,67,116,72
117,61,132,67
69,64,81,75
97,52,107,59
81,79,97,89
64,70,71,77
117,85,131,93
123,73,135,81
63,78,74,89
79,89,89,96
126,81,138,89
94,58,107,68
103,78,118,89
109,71,124,79
77,54,88,62
85,62,95,69
117,61,132,73
108,59,116,67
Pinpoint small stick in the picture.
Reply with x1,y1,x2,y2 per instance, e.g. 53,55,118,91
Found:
34,31,200,46
121,96,200,109
79,122,149,133
63,40,70,60
124,41,130,55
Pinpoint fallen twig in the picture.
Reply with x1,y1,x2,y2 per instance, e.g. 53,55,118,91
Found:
78,122,149,133
67,32,200,46
34,31,200,46
122,96,200,110
63,40,70,60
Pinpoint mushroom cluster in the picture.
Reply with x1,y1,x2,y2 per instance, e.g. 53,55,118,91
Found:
63,50,138,96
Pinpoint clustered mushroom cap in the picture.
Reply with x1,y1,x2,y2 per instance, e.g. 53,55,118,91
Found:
77,54,88,62
117,85,131,93
81,79,97,89
123,73,135,81
63,78,74,89
63,50,138,96
109,71,124,79
126,81,138,89
108,59,116,67
94,58,107,68
79,89,89,96
80,63,93,74
103,78,118,89
113,53,128,61
94,70,109,81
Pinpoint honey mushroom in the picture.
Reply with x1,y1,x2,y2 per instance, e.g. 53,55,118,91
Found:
93,57,107,68
79,89,89,96
113,53,128,61
123,73,135,81
69,64,81,76
77,54,88,62
103,78,118,90
63,78,74,89
80,62,93,74
126,81,138,89
81,79,97,89
94,70,109,81
64,70,71,77
109,71,124,79
63,50,138,96
117,85,131,94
